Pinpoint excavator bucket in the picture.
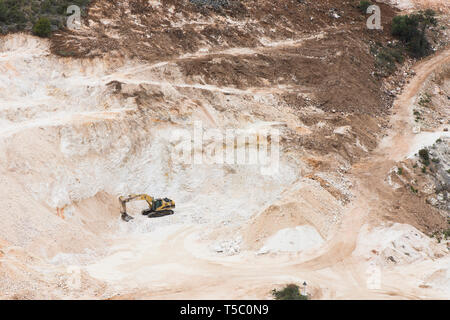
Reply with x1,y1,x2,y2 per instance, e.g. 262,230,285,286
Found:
121,212,134,222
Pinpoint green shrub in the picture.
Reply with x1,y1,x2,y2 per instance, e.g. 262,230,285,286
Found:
357,1,372,13
372,44,404,76
33,17,52,37
444,229,450,239
0,1,7,23
418,93,432,106
272,284,308,300
391,10,437,57
418,148,429,161
190,0,230,10
397,167,403,175
7,7,27,24
376,47,404,74
391,15,419,42
56,49,76,57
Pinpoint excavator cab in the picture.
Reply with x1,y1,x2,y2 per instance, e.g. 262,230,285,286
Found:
145,198,176,216
119,194,175,221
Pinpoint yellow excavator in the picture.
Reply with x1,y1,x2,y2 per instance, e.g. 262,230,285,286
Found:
119,194,175,222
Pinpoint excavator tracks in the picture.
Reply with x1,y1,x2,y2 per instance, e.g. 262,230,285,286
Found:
142,209,174,218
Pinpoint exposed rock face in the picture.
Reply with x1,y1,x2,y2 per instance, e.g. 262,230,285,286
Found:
0,0,448,299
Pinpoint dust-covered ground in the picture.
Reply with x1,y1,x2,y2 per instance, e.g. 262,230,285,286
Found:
0,0,449,299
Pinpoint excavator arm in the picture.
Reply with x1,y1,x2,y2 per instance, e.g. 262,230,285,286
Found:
119,194,154,221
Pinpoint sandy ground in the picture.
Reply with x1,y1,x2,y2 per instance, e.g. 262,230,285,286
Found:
0,0,449,299
383,0,450,13
78,48,450,300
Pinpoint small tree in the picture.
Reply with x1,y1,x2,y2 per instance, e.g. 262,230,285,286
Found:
418,148,429,161
0,0,7,23
272,284,308,300
391,10,437,57
418,148,430,166
357,1,372,13
444,229,450,239
33,17,52,38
